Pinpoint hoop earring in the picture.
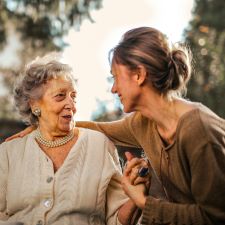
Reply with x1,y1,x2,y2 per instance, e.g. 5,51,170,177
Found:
33,108,41,117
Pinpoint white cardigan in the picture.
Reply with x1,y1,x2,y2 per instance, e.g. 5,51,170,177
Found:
0,128,128,225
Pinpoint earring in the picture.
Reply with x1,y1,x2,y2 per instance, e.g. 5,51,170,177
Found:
33,108,41,117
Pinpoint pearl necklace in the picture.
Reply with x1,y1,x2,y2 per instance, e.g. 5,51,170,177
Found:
35,128,74,148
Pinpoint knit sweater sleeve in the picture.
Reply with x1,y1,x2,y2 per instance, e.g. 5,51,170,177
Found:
76,113,141,148
0,142,9,219
142,142,225,225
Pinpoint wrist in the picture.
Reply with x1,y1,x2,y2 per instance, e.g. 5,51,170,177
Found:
136,195,147,209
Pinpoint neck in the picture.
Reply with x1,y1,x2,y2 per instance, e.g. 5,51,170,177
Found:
38,121,73,141
35,127,75,148
136,90,196,143
136,91,181,142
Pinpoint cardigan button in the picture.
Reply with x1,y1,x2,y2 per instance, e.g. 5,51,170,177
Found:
36,220,43,225
44,199,52,208
46,176,53,183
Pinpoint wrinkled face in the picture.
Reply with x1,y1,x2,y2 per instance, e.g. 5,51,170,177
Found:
32,76,77,135
111,62,141,113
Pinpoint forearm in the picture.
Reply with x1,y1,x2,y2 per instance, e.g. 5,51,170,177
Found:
117,199,138,225
76,121,99,130
76,120,140,147
76,121,125,145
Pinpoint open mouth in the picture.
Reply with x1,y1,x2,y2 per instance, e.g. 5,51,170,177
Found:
62,115,73,120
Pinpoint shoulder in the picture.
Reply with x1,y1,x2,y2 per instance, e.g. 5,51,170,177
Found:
123,111,153,130
0,134,31,158
177,104,225,153
79,128,115,151
179,105,224,138
79,128,120,165
0,135,28,149
80,127,110,141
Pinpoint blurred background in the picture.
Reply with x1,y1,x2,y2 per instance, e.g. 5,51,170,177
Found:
0,0,224,144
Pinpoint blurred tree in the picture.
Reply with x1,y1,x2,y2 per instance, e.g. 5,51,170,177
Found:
185,0,225,117
0,0,102,120
91,98,123,122
0,0,102,51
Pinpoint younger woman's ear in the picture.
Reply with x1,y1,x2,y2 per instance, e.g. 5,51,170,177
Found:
136,65,147,86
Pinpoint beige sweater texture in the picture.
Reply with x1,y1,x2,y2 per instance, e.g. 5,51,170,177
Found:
0,128,128,225
76,104,225,225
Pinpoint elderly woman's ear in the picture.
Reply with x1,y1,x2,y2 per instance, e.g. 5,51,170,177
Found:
30,100,41,117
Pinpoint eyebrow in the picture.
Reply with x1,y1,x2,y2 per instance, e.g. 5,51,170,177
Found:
51,88,77,95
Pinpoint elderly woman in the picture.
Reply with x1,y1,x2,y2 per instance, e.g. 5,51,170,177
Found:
0,55,145,225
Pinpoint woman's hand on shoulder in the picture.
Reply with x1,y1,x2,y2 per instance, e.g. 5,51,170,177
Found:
5,126,36,142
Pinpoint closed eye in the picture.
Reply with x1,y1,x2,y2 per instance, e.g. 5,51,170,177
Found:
56,93,65,97
71,95,77,102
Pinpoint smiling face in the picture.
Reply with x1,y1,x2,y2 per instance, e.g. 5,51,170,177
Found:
111,62,142,113
31,76,77,137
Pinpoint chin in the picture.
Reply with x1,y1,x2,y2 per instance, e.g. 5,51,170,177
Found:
123,108,132,114
123,105,136,114
60,123,74,133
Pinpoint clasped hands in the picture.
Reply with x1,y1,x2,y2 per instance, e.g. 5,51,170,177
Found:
121,152,151,209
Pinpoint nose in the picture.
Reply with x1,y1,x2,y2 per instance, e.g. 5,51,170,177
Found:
65,97,76,113
111,82,117,94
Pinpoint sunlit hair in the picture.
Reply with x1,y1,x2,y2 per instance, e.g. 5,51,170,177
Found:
109,27,192,99
14,52,76,125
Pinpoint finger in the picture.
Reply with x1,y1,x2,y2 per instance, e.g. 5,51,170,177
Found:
131,166,151,185
145,180,151,190
125,156,149,175
121,174,132,189
124,158,142,175
125,151,135,161
5,133,20,142
129,167,139,184
133,176,151,186
140,158,149,167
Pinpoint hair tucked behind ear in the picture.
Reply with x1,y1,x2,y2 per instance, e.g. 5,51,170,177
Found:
110,27,192,98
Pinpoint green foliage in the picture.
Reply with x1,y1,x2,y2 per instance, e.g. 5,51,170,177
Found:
91,99,123,122
185,0,225,118
0,0,102,120
0,0,102,50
